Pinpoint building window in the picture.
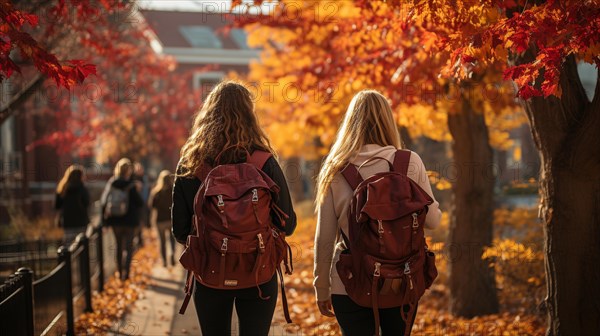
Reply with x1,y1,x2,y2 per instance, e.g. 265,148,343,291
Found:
230,29,249,49
180,26,223,49
194,72,224,100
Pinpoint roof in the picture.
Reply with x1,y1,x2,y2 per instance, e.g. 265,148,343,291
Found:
141,10,249,50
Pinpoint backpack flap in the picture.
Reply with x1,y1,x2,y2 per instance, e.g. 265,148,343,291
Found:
204,164,279,199
356,174,433,223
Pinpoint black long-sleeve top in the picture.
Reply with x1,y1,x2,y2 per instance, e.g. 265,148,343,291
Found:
172,156,297,244
55,184,90,228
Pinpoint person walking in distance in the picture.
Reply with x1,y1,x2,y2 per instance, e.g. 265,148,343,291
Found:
55,165,90,243
149,170,176,267
313,90,442,336
172,81,297,336
132,162,150,247
101,158,144,281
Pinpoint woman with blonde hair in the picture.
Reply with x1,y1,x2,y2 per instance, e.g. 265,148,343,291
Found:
149,170,175,267
55,164,90,243
100,158,143,281
313,90,442,335
172,81,297,335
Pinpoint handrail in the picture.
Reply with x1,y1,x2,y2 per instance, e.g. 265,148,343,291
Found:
0,224,106,336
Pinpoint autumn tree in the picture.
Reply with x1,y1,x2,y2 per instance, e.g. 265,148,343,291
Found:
233,0,524,318
0,0,120,123
392,1,600,334
1,0,201,164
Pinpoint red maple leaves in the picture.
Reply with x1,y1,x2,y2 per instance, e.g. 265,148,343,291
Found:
0,1,113,88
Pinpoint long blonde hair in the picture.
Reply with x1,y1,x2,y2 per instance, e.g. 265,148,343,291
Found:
150,170,173,198
57,164,84,195
114,158,133,179
315,90,403,205
178,80,275,177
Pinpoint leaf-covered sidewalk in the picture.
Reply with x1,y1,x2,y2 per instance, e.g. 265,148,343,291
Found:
75,205,546,335
75,229,291,335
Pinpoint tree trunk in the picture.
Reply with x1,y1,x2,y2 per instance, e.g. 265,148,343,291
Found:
446,90,499,317
519,55,600,335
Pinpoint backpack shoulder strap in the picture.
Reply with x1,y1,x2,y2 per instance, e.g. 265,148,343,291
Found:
341,163,363,190
393,150,411,175
247,150,272,169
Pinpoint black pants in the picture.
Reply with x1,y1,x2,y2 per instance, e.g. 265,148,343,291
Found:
332,294,418,336
194,275,278,336
112,226,136,280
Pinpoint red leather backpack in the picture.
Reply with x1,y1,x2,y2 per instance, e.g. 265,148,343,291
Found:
178,146,293,323
336,150,438,336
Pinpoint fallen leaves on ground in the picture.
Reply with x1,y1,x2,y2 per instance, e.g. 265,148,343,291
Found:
275,202,546,335
75,229,158,335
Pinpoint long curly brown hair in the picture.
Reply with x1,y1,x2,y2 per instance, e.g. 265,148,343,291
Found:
178,81,275,177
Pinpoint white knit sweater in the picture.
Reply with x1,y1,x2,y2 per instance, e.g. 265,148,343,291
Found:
313,144,442,301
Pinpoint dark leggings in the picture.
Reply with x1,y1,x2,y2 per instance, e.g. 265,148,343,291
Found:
194,275,278,336
332,295,418,336
112,226,136,280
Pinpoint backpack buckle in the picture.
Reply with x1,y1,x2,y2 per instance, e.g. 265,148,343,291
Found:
257,233,265,252
251,189,259,203
377,220,384,235
373,262,381,277
412,213,419,228
221,238,228,253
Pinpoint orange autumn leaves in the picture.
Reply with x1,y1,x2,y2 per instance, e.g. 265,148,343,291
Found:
231,0,524,157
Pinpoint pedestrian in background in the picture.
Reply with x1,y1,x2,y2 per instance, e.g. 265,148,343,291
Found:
101,158,143,281
132,162,150,247
55,164,90,243
148,170,175,268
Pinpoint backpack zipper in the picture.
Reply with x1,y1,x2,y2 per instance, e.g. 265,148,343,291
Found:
251,189,259,203
217,195,225,212
412,212,419,228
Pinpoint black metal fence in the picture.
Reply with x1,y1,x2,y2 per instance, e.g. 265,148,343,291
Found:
0,239,63,282
0,225,110,336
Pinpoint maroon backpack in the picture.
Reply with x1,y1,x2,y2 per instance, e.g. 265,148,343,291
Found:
178,146,293,323
336,150,438,336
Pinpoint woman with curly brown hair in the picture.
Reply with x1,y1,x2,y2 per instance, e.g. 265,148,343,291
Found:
172,81,297,336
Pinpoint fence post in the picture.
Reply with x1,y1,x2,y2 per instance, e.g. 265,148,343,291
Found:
77,234,93,313
58,246,75,336
96,225,104,292
17,267,34,336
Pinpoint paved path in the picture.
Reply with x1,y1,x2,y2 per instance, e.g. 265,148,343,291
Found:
119,250,293,336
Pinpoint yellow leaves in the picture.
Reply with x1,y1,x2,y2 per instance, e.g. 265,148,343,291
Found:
397,103,451,142
483,239,542,263
427,170,452,191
